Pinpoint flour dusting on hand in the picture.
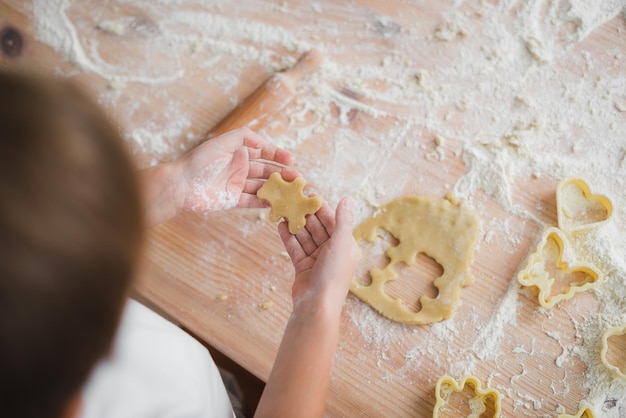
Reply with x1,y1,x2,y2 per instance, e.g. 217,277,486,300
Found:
188,156,239,212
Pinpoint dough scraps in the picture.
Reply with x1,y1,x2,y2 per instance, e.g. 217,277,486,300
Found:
350,195,479,325
256,172,322,234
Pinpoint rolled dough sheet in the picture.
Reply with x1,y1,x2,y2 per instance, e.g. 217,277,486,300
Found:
351,195,480,325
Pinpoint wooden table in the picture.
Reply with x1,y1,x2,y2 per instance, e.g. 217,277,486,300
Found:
3,1,626,416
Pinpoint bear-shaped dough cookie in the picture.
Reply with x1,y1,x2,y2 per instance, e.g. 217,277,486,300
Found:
257,172,322,234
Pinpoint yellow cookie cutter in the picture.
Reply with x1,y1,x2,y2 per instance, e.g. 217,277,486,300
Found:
600,323,626,380
558,406,595,418
556,178,612,233
517,227,602,309
433,375,501,418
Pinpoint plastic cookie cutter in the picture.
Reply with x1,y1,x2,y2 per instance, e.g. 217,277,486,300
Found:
558,406,595,418
350,195,479,325
433,375,501,418
600,323,626,380
517,227,602,309
556,178,612,233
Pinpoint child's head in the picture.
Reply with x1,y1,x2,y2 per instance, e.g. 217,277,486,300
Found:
0,71,144,418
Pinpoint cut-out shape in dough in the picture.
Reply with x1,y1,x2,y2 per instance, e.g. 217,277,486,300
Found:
433,375,501,418
350,195,479,325
517,227,602,309
257,172,322,234
557,178,612,233
558,407,595,418
600,324,626,380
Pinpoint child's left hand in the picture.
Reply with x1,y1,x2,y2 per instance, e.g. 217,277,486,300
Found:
141,128,294,226
177,128,294,212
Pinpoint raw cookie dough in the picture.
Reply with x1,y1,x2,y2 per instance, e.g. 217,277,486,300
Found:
257,172,322,234
351,195,479,324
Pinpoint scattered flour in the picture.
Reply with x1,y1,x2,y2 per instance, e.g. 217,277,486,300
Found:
33,0,185,83
27,0,626,415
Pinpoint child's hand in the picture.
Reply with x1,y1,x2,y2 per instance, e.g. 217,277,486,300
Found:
278,197,360,309
178,128,294,212
256,197,360,418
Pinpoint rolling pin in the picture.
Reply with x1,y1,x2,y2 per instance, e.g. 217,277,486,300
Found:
208,49,322,137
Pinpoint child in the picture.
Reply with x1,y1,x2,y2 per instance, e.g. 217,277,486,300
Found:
0,71,359,418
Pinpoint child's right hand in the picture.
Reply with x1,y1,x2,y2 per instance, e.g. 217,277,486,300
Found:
257,198,360,418
278,197,360,311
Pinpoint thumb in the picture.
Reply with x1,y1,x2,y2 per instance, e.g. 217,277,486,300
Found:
329,197,360,286
334,197,355,238
231,146,249,172
331,197,359,259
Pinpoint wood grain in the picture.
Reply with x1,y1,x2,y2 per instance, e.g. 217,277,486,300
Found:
209,49,322,137
2,1,626,417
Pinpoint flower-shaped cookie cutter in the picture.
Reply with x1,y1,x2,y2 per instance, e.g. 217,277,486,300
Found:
600,323,626,380
517,227,602,308
433,375,501,418
556,178,612,233
558,406,595,418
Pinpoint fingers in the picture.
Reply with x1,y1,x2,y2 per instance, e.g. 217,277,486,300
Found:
304,201,333,246
237,193,268,209
215,128,294,165
244,131,293,165
334,197,355,238
276,196,358,284
278,169,300,182
211,128,264,150
283,199,343,258
241,179,265,196
229,146,249,179
278,221,306,266
241,168,299,197
247,146,294,166
315,201,336,235
304,214,329,247
247,162,298,181
294,225,318,256
331,197,360,266
238,168,301,209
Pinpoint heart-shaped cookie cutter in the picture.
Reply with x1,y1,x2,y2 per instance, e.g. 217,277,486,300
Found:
517,227,603,308
600,323,626,380
556,178,612,233
433,375,501,418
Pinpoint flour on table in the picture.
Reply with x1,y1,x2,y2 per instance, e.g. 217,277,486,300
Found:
28,0,626,415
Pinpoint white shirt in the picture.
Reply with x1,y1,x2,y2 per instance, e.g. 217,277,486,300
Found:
80,300,235,418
